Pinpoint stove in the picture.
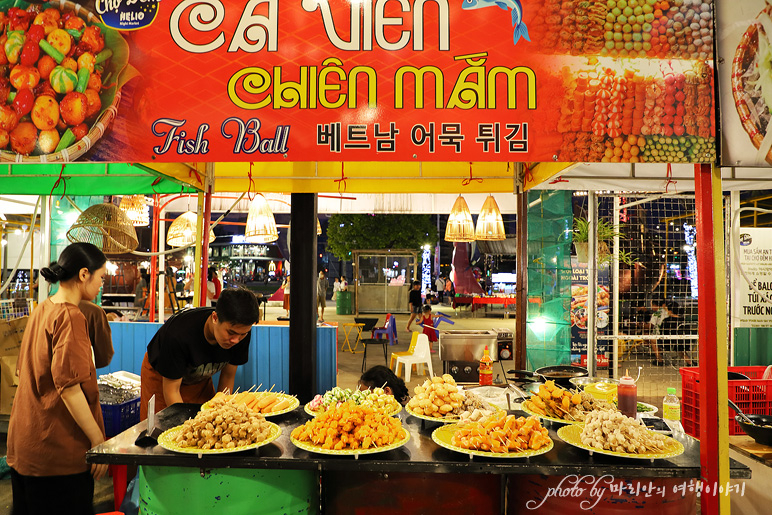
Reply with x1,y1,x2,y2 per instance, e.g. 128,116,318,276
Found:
439,330,498,382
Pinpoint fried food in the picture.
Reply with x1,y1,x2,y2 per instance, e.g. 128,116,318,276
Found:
452,412,551,453
174,399,272,450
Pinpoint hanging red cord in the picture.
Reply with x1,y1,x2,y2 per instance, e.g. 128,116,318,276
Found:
49,164,67,199
664,163,677,193
334,162,348,192
549,176,569,184
523,163,535,185
247,162,257,201
150,177,162,195
461,161,483,186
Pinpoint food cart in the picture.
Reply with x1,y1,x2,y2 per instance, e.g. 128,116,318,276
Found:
2,0,770,513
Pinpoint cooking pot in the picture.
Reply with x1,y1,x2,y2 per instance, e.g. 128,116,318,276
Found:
729,400,772,447
507,365,589,387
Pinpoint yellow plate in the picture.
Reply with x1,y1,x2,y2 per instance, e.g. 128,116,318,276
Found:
290,427,410,456
431,423,554,458
304,402,402,418
157,422,281,454
404,404,461,423
202,392,299,417
521,401,582,425
557,424,685,460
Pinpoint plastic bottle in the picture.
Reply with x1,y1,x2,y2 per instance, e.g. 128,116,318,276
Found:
617,369,638,419
479,346,493,386
663,387,681,421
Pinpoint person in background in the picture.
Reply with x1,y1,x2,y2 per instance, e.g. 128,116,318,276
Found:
140,288,260,419
332,277,341,301
78,300,114,369
8,242,109,514
419,304,439,353
358,365,410,406
209,266,222,302
317,270,329,322
435,275,446,303
205,268,217,307
340,276,348,291
444,276,453,299
281,275,291,318
648,297,678,366
134,268,149,309
406,280,422,332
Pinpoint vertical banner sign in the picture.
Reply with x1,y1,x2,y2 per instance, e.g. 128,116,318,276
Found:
0,0,715,163
717,0,772,167
570,258,610,368
736,228,772,328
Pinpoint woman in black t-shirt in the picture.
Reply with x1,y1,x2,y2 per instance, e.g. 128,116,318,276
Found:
140,288,260,419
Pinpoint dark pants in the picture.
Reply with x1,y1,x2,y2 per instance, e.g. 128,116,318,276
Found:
11,468,94,515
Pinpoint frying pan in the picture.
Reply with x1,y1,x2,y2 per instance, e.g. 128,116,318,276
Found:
729,400,772,447
507,365,589,388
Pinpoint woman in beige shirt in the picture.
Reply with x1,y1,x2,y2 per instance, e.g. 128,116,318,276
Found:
8,242,109,515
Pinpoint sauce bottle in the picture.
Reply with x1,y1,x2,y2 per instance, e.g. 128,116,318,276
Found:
617,369,638,419
479,346,493,386
662,387,681,421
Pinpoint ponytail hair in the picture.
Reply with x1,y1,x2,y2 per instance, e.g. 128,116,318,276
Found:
40,242,106,284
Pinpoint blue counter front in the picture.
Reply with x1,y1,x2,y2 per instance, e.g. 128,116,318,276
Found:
97,321,337,394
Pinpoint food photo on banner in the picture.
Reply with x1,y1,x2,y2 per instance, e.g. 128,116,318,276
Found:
0,0,717,163
717,0,772,166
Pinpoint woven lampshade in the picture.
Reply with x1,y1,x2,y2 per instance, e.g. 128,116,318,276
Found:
166,211,216,247
475,195,506,241
119,195,150,227
245,194,278,243
317,217,322,235
66,203,139,255
444,195,475,242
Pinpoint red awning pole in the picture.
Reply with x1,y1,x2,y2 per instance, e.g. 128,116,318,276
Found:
694,163,730,514
198,184,213,307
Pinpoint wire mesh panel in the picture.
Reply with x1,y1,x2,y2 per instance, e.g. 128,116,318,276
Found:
577,193,703,406
0,298,34,321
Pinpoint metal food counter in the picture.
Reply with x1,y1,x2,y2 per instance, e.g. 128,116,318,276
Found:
88,404,751,514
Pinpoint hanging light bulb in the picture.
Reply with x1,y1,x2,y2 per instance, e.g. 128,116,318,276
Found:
166,211,215,247
475,195,506,241
444,195,475,242
119,195,150,227
245,194,278,243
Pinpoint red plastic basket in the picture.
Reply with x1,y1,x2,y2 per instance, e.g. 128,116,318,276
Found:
101,397,140,438
679,366,772,438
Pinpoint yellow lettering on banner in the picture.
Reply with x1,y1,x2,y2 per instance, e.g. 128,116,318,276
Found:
318,58,346,109
274,67,308,109
447,52,488,109
488,66,537,110
349,66,377,109
228,67,272,109
394,66,443,109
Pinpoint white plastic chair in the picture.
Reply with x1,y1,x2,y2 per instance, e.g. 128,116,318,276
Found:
395,334,433,382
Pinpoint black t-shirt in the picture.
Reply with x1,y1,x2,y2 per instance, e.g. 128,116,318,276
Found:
409,289,422,307
147,308,251,385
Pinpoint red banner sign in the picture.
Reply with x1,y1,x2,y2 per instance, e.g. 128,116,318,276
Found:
0,0,716,164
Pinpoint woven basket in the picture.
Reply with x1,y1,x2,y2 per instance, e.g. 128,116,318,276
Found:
0,0,122,163
732,7,772,165
67,203,139,255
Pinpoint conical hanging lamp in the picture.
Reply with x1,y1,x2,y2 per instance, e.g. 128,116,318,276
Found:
166,211,216,247
444,195,475,242
119,195,150,227
317,217,322,235
67,203,139,254
245,194,278,243
475,195,506,241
